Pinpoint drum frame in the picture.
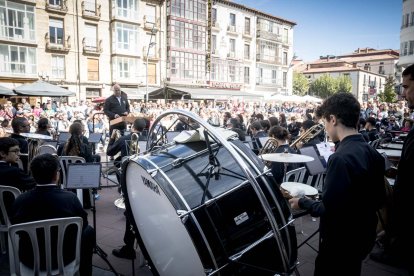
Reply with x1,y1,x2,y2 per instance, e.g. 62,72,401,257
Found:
124,109,294,275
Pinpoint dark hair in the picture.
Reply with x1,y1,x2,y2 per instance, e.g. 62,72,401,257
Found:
0,137,19,155
260,119,271,132
1,119,9,128
223,112,231,118
11,117,28,133
37,118,49,131
236,114,244,124
366,117,376,126
316,92,360,129
30,154,59,184
268,126,289,140
255,113,264,121
268,116,279,127
279,113,287,124
133,118,147,132
302,119,315,130
227,118,240,128
402,64,414,80
64,122,83,156
250,121,263,131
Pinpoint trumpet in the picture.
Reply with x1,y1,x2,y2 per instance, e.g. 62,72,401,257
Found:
290,123,324,149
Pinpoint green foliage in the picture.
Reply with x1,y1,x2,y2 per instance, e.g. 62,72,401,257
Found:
337,75,352,93
293,72,309,96
309,74,352,99
378,76,397,103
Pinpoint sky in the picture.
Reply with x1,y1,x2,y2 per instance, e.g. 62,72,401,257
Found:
234,0,402,61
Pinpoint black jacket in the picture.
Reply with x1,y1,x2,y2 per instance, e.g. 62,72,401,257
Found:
103,93,130,121
10,133,29,172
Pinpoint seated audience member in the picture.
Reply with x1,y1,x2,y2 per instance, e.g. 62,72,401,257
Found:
10,117,30,172
250,120,268,154
226,118,246,141
35,118,52,137
385,115,400,131
10,154,95,276
365,117,379,142
0,119,10,138
268,126,298,184
358,118,370,142
401,118,413,132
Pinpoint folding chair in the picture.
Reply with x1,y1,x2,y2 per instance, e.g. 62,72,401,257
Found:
58,156,86,206
0,185,21,254
8,217,83,276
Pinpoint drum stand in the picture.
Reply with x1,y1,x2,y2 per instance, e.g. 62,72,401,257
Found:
91,188,120,275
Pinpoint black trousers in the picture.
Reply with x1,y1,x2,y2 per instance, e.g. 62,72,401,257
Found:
80,225,96,276
109,122,126,137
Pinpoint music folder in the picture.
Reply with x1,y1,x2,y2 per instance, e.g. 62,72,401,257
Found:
88,132,103,143
66,163,101,189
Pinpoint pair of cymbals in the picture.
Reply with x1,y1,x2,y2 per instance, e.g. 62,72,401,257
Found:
260,152,314,163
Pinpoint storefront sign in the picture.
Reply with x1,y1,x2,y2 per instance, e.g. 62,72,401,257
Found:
210,81,242,90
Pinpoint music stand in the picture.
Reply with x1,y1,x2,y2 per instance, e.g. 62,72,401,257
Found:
58,132,71,143
66,163,119,275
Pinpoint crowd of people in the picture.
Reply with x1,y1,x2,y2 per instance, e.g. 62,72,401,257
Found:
0,64,413,275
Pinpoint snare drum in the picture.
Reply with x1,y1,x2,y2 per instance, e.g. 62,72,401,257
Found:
122,140,297,275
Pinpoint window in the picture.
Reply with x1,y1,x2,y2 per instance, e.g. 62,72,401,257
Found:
86,88,101,98
87,58,99,81
258,40,279,63
403,41,408,56
229,13,236,26
49,18,64,45
49,0,62,5
171,0,206,21
114,0,138,20
0,44,36,76
84,24,97,50
212,35,217,53
257,67,263,84
0,1,35,41
409,41,414,55
211,8,217,25
272,70,277,84
169,20,206,51
51,55,65,78
113,22,138,53
244,67,250,84
145,4,156,24
169,50,206,80
84,0,96,14
283,72,287,87
211,63,217,80
210,58,242,83
244,17,250,35
283,28,289,44
283,52,288,66
244,44,250,60
229,38,235,53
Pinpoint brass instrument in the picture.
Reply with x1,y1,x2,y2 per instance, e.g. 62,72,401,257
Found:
111,129,122,141
129,132,140,155
290,123,324,149
259,137,279,167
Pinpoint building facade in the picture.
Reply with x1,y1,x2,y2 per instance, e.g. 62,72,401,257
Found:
400,0,414,68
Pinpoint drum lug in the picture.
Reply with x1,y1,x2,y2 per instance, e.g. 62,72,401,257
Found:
177,210,189,223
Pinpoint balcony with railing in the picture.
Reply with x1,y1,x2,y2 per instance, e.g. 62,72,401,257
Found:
227,25,238,36
256,54,282,64
143,16,160,31
112,6,140,23
82,0,101,20
82,38,102,55
45,33,71,52
227,52,237,59
243,28,252,39
211,21,220,31
46,0,68,14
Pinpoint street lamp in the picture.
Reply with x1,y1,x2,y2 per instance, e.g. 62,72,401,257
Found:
145,25,158,103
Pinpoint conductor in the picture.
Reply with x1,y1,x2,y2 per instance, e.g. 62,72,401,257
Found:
104,84,130,137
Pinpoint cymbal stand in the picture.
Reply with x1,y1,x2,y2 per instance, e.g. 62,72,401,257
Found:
91,188,119,275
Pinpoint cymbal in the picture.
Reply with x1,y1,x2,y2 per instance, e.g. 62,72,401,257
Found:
260,152,314,163
281,182,318,197
20,132,53,140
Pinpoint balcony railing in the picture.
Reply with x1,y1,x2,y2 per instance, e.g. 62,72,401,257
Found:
227,25,237,33
82,0,101,20
46,0,68,14
256,54,282,64
82,38,102,55
212,21,220,30
45,33,71,52
227,52,236,59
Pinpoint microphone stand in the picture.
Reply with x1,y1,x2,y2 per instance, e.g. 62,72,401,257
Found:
91,188,119,275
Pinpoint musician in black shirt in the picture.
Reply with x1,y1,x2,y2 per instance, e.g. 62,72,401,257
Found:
289,93,385,275
104,84,130,137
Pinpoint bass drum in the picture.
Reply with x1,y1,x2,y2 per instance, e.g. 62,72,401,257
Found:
123,140,297,275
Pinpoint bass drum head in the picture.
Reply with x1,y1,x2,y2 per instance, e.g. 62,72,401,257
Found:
124,160,205,276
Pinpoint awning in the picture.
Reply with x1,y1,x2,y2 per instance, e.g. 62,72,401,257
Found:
0,85,16,96
122,87,163,100
14,80,75,97
167,86,263,100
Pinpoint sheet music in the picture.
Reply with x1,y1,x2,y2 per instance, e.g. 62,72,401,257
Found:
316,142,334,163
66,163,101,189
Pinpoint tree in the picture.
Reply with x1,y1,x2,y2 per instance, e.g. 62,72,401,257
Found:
336,75,352,93
293,72,309,96
378,76,397,103
309,74,338,99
